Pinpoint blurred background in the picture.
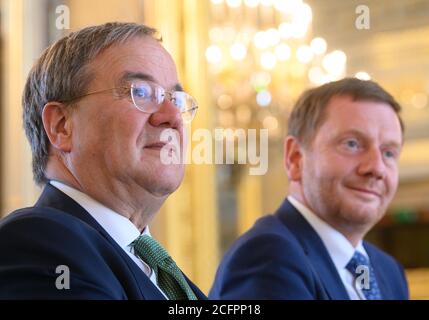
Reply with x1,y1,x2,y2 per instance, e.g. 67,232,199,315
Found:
1,0,428,298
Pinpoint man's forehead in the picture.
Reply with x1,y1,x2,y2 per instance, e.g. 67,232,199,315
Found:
320,96,403,139
90,36,179,88
325,96,398,124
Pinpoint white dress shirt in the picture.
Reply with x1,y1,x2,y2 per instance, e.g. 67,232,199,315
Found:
288,195,368,300
50,180,167,298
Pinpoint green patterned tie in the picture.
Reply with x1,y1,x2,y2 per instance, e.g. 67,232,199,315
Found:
132,234,197,300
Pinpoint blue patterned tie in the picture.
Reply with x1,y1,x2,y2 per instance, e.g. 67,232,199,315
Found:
346,251,382,300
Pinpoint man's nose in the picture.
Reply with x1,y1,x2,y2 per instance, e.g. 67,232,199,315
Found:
357,146,387,180
148,97,182,130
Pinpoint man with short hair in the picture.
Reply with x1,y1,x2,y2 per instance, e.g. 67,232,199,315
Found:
210,78,409,300
0,22,204,300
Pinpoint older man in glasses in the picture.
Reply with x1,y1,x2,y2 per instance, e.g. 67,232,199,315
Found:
0,22,204,300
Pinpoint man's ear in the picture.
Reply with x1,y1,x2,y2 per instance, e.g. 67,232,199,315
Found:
42,102,73,153
284,136,303,181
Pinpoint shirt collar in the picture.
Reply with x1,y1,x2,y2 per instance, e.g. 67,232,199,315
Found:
50,180,147,249
287,195,367,270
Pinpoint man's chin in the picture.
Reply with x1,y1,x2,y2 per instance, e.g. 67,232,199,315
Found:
148,185,180,198
343,203,384,226
146,177,183,198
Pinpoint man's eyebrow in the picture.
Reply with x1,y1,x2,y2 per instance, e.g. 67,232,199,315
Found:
338,129,369,139
338,129,402,148
382,141,403,150
119,71,184,92
119,71,156,83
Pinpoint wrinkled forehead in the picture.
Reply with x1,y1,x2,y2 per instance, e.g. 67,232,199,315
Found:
88,36,179,90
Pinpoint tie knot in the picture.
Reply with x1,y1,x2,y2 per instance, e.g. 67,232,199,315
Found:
132,234,170,270
346,251,369,275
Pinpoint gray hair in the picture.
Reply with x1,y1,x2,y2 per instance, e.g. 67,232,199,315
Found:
23,22,159,185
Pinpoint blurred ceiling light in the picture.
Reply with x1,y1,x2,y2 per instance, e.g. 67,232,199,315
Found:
256,90,272,106
230,43,247,60
354,71,371,80
278,22,293,39
260,52,277,69
322,50,347,77
217,94,234,109
253,31,269,49
291,21,309,39
296,45,313,64
260,0,274,6
310,37,327,55
274,0,299,13
266,28,281,46
275,43,291,61
273,0,287,11
296,3,312,23
322,74,336,84
263,115,279,130
244,0,260,7
205,45,223,64
226,0,242,8
411,93,428,109
308,66,325,85
332,50,347,64
211,0,224,4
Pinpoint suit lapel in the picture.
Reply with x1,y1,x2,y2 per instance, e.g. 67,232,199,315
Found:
35,184,166,300
276,199,350,300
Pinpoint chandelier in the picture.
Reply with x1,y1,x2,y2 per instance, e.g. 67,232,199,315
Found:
206,0,351,139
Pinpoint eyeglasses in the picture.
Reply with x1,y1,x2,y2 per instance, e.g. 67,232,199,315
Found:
62,80,198,123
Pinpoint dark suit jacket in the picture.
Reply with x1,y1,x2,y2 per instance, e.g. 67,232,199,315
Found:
209,199,409,300
0,184,206,300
